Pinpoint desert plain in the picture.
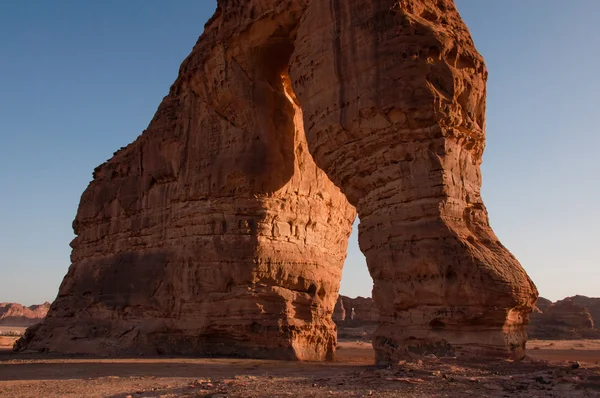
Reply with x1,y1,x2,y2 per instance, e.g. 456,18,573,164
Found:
2,332,600,398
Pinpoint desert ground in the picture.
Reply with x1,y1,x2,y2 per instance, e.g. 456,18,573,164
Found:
1,334,600,398
0,326,26,334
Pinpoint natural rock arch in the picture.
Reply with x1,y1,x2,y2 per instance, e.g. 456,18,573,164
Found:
19,0,538,364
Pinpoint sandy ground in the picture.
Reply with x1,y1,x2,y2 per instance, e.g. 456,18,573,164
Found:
528,339,600,364
1,337,600,397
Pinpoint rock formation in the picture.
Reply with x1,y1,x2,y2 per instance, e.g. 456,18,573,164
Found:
332,295,378,324
17,0,537,362
333,295,379,342
534,297,553,313
332,297,346,322
529,297,598,339
567,295,600,327
0,302,50,327
337,296,379,323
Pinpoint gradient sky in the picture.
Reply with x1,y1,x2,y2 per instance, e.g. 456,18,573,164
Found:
0,1,598,306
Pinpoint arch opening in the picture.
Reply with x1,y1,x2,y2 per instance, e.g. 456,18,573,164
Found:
18,0,537,364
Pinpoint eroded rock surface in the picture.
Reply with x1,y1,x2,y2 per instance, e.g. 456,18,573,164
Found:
290,0,537,362
17,0,355,360
18,0,537,361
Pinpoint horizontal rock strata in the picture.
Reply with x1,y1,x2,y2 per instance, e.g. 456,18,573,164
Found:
18,0,537,362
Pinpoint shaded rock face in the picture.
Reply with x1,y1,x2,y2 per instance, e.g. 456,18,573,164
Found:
332,297,346,322
19,0,537,362
529,297,597,339
332,295,379,324
534,297,553,313
0,302,50,327
567,295,600,327
336,296,379,323
333,295,379,343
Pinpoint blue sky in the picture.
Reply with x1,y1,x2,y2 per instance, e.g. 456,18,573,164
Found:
0,1,598,305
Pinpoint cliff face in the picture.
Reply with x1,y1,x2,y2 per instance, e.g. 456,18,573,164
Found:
0,303,50,327
18,0,537,363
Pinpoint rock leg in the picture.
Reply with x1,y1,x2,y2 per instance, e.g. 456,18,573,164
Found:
18,3,355,360
291,0,537,362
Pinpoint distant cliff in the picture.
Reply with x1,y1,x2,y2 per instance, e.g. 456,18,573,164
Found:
335,294,600,341
529,296,600,339
333,295,378,324
0,302,50,326
566,295,600,327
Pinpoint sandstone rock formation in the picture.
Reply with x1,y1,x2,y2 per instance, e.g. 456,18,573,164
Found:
333,297,346,322
0,302,50,327
333,295,379,342
534,297,553,313
332,295,378,323
529,297,598,339
17,0,537,362
335,295,600,342
567,295,600,327
336,296,379,323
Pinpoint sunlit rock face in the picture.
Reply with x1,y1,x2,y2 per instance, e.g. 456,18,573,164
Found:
18,0,537,362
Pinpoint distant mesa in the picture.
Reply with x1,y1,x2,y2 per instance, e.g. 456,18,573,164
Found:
333,295,379,324
0,302,50,327
335,294,600,342
566,295,600,328
529,296,600,340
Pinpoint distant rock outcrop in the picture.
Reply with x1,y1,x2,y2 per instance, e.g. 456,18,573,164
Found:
566,295,600,327
534,297,553,313
333,295,378,342
334,295,379,324
529,297,600,339
0,302,50,327
333,297,346,322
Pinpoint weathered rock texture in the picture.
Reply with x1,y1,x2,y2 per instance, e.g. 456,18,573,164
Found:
18,0,537,362
0,302,50,327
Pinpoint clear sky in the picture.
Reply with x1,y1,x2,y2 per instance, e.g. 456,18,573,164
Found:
0,1,597,306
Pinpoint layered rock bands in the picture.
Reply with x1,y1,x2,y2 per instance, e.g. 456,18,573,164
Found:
18,0,537,363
